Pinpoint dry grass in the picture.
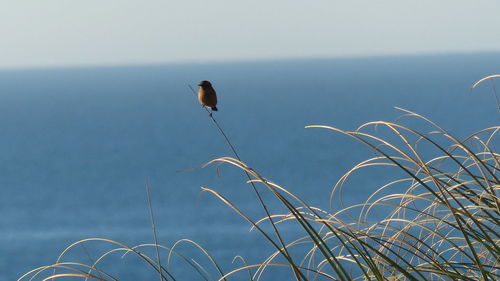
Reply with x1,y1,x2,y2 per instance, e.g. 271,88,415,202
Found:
20,106,498,281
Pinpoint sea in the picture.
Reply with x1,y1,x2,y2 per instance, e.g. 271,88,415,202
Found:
0,53,499,280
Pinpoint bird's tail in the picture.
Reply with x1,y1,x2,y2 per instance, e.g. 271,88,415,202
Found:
211,107,218,111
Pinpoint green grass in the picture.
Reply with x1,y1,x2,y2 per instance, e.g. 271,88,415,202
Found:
19,106,499,280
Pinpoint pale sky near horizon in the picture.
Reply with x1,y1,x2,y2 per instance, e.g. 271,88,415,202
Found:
1,0,500,69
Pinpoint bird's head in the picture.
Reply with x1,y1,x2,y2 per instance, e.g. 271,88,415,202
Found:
198,80,212,87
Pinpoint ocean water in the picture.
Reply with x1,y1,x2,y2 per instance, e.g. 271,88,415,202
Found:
0,53,499,280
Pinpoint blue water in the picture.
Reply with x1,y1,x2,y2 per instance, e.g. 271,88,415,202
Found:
0,53,499,280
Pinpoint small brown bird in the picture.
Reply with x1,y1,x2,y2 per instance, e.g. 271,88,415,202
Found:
197,80,218,111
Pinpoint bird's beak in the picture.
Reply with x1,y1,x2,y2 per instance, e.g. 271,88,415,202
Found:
197,82,202,86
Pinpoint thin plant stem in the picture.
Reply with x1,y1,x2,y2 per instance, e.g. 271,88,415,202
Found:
188,84,304,280
145,177,167,281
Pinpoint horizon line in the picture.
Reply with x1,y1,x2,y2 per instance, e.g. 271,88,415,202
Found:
1,50,500,72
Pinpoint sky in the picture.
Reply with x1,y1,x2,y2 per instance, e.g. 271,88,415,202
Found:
1,0,500,69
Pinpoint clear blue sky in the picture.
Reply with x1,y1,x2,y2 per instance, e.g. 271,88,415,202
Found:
1,0,500,69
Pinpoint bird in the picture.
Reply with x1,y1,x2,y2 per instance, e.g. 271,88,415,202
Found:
197,80,218,111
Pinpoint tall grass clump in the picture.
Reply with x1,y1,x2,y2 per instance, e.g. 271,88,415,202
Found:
196,107,499,280
20,107,498,280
